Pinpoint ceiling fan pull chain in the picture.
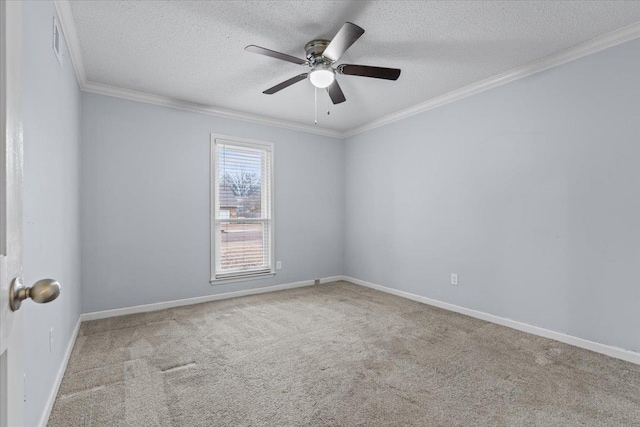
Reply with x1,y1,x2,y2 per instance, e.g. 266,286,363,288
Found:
327,94,330,116
314,87,318,125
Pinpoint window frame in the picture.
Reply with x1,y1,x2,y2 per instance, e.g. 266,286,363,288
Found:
210,134,275,284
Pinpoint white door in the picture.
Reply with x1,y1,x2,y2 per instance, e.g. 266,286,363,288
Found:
0,3,61,425
0,1,25,426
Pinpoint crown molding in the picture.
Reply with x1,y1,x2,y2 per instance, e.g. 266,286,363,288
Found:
53,0,87,90
52,0,343,139
81,81,343,138
342,20,640,138
54,0,640,140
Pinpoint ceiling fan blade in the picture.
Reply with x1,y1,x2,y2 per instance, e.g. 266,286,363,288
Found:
245,45,308,65
263,74,308,95
326,79,346,105
322,22,365,62
337,64,401,80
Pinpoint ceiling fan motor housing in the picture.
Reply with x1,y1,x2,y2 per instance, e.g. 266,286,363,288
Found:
305,39,332,65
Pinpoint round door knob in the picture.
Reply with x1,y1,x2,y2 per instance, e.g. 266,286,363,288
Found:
9,277,61,311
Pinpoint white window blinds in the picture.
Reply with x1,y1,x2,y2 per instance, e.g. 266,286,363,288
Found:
211,137,274,281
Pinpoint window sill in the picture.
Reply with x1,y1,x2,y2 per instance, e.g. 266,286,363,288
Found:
210,272,275,285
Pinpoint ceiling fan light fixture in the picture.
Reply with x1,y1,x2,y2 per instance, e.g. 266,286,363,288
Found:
309,65,335,88
247,22,400,106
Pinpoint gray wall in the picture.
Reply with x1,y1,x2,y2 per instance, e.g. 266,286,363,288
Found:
81,93,344,312
344,38,640,353
77,26,639,355
22,1,82,426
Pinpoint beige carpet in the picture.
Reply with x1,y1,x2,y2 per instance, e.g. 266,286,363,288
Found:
49,281,640,426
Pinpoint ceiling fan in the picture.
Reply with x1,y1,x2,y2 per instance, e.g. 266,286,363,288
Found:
245,22,401,105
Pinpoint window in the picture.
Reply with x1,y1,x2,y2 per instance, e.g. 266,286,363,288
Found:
211,135,274,282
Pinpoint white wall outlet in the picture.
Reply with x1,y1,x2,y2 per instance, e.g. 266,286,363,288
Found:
23,373,27,403
49,327,54,352
276,261,282,270
451,274,458,286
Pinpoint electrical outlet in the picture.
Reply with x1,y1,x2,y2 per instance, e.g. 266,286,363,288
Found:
49,328,54,352
276,261,282,270
314,279,320,285
23,374,27,403
451,274,458,286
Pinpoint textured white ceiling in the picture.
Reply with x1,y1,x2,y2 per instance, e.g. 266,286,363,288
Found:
67,1,640,133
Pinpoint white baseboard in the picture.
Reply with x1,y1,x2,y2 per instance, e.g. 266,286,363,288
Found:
318,276,344,284
81,276,342,321
44,273,638,427
38,317,82,427
342,276,640,365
